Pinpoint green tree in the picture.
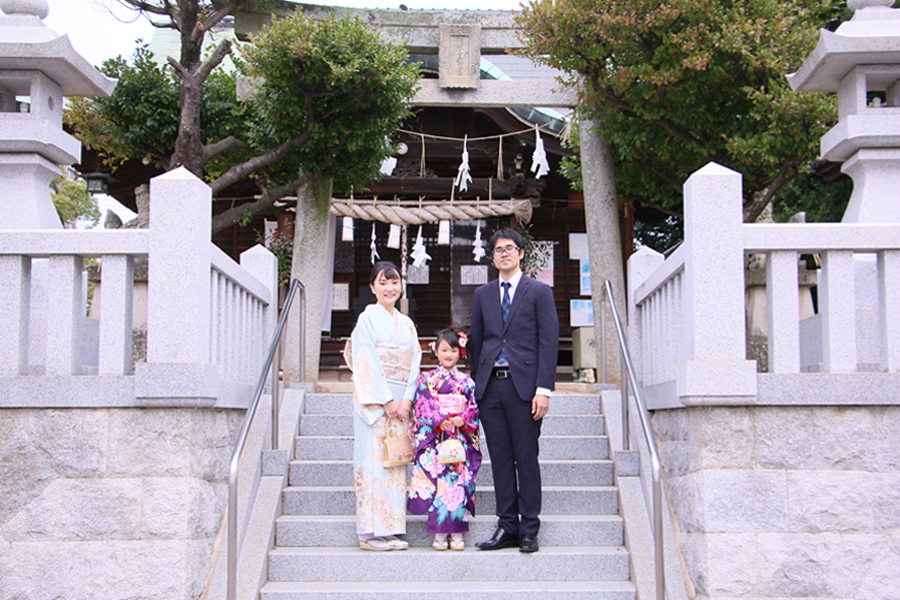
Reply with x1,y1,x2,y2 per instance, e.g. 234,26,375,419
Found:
50,170,100,227
66,1,419,235
518,0,841,225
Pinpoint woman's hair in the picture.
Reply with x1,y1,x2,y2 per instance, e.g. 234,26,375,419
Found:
369,261,401,285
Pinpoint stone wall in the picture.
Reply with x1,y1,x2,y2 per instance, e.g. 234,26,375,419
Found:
655,405,900,600
0,407,243,600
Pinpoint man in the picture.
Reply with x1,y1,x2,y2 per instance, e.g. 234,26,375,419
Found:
468,228,559,553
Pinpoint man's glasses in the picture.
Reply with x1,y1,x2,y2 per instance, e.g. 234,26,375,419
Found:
492,245,520,256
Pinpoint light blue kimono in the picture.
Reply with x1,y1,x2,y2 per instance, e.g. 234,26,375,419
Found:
350,303,421,537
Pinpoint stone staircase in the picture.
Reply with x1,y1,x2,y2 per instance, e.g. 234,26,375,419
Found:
258,391,636,599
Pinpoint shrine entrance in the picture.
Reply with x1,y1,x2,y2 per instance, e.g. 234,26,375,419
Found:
235,4,600,377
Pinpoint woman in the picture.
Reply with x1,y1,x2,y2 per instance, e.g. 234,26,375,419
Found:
349,261,421,550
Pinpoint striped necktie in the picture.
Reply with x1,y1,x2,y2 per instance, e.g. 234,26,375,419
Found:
498,282,511,364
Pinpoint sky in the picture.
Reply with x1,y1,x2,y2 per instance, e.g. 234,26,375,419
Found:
40,0,529,224
44,0,528,67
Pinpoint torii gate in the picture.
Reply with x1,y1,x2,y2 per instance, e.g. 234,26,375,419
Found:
236,2,624,385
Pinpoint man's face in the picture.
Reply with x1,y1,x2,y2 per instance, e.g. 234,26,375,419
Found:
491,237,523,276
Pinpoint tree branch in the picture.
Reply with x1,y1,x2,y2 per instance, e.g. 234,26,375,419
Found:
118,0,171,17
209,131,312,193
210,169,325,236
201,0,248,32
196,38,232,84
203,136,251,162
166,55,189,80
742,159,799,223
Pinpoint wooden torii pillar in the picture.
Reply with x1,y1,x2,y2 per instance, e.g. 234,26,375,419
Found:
236,3,623,384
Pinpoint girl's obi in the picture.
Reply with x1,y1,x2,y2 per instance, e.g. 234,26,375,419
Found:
436,393,467,416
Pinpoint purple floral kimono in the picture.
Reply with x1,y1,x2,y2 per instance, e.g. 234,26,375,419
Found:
408,365,482,534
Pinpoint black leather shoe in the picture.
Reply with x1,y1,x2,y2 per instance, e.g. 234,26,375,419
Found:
476,527,519,551
519,534,539,553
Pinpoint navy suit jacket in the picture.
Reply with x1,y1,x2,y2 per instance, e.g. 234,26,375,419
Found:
468,274,559,401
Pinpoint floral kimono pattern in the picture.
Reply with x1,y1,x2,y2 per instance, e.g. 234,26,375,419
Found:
408,365,482,534
350,303,421,537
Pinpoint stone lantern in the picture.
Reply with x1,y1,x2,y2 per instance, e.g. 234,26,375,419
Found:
788,0,900,223
0,0,116,230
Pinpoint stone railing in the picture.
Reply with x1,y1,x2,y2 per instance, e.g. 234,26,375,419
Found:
628,162,900,409
0,167,278,409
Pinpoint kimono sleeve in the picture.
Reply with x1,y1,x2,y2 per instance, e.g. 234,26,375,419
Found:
400,316,422,402
350,311,393,408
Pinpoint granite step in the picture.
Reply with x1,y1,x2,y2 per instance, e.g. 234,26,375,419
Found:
299,413,605,437
288,458,614,487
304,392,602,416
275,514,624,548
294,434,609,461
266,546,631,583
260,580,636,600
282,485,619,517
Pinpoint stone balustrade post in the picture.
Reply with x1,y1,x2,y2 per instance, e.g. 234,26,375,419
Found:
627,246,664,384
766,250,801,373
0,255,31,375
135,167,218,405
879,250,900,371
240,243,279,365
677,162,757,404
46,254,83,375
98,255,134,375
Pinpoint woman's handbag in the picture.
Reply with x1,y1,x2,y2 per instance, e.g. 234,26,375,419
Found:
437,434,466,464
383,432,414,468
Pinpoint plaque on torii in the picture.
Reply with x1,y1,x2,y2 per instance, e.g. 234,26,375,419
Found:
234,3,577,109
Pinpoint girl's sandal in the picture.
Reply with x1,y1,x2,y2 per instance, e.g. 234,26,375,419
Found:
449,537,465,551
433,537,449,550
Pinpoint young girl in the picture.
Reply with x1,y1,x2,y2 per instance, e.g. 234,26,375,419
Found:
408,328,482,550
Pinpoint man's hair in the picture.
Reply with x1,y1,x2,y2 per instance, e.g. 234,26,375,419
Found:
488,228,525,251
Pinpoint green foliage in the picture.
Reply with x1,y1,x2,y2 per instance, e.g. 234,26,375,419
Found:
66,44,246,171
772,168,852,223
257,225,294,287
240,12,420,191
518,0,841,222
50,169,100,227
65,11,419,233
513,225,555,279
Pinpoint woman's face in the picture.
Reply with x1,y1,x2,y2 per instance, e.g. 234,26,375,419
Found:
435,339,460,370
370,271,402,311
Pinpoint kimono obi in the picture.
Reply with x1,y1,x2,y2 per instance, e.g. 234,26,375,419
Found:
436,393,467,415
376,345,413,385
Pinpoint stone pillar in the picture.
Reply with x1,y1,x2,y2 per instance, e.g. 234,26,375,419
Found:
135,167,218,404
284,176,333,384
677,162,757,404
579,118,624,383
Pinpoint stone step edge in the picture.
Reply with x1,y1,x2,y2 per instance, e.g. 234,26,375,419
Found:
261,581,636,593
288,458,614,466
269,545,629,556
282,485,619,493
277,513,624,524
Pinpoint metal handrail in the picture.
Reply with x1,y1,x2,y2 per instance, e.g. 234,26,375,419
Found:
227,277,305,600
602,279,666,600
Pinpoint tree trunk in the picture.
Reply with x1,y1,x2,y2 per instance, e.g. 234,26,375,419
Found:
283,176,334,384
580,118,625,385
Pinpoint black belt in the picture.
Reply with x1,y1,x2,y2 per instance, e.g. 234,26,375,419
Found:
492,367,510,379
